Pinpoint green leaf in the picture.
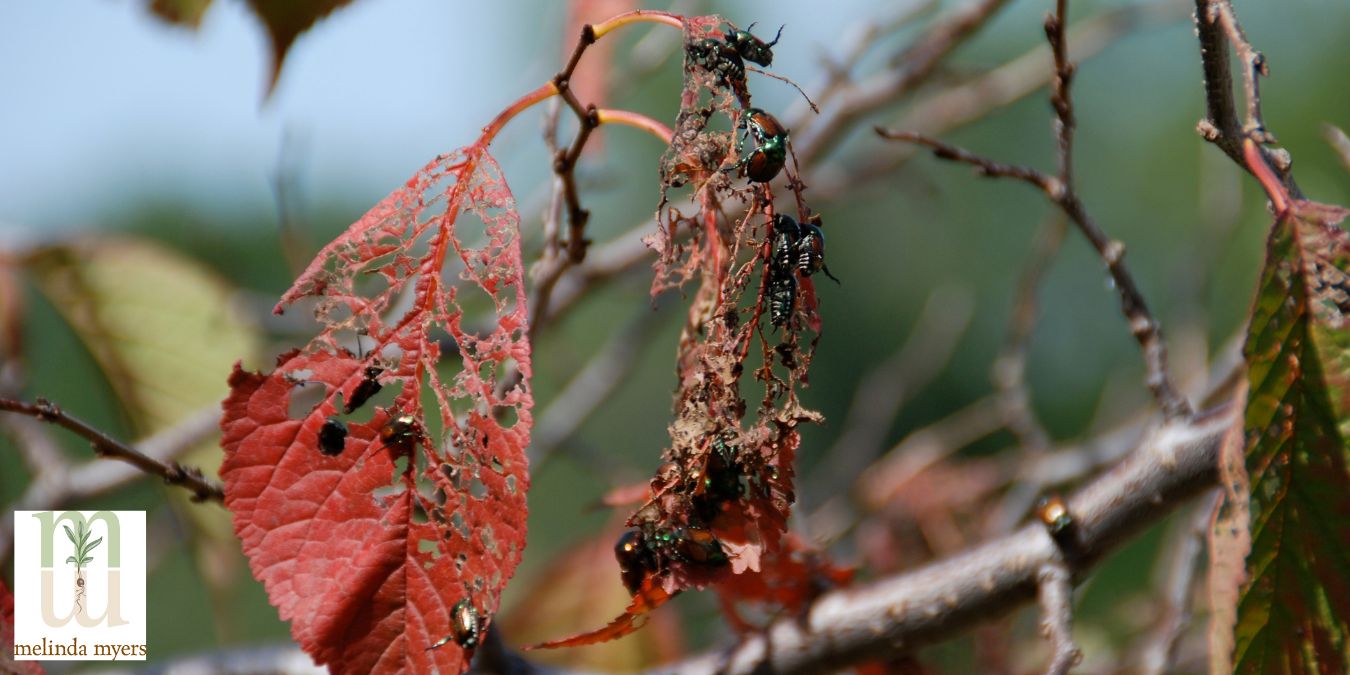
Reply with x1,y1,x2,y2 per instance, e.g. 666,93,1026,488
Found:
85,537,103,558
80,557,93,567
65,556,77,565
1233,198,1350,674
63,524,75,546
24,237,262,439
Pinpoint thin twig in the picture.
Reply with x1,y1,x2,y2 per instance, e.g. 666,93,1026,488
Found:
874,0,1192,426
1036,561,1081,675
0,398,224,503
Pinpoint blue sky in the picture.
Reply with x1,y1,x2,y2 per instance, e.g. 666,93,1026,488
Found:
0,1,557,230
0,1,894,233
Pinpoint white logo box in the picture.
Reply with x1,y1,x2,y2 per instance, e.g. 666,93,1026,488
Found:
12,511,147,661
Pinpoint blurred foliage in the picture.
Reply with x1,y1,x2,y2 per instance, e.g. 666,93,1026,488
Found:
3,0,1350,670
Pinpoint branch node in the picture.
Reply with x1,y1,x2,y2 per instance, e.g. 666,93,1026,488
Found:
1102,239,1125,266
34,397,59,421
1044,176,1068,201
1196,118,1220,141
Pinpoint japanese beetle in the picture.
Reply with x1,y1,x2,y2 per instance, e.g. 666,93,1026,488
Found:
428,598,482,651
343,364,384,414
725,23,783,67
693,439,743,522
662,526,728,566
732,108,789,183
615,530,658,595
795,219,840,283
318,416,348,456
686,37,745,86
1037,495,1074,539
379,413,422,453
768,266,797,327
771,214,802,275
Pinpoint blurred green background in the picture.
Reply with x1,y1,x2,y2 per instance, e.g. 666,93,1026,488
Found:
2,0,1348,671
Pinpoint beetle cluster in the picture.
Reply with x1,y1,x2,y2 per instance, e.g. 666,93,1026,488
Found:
615,438,744,595
767,214,838,327
685,22,781,90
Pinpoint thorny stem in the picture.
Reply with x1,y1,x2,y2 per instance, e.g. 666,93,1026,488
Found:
0,397,224,503
875,128,1192,420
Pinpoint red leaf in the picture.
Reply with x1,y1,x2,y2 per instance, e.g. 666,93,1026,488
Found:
222,148,532,673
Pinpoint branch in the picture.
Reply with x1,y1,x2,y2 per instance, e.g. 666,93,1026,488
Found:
0,398,224,503
1036,561,1080,675
1192,0,1297,193
661,406,1235,675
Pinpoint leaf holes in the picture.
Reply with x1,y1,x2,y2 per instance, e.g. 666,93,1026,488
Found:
504,475,517,495
450,512,469,540
492,405,519,429
287,381,327,419
480,526,497,554
468,475,489,500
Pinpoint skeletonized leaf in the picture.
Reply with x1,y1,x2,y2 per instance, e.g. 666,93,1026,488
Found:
222,147,533,673
1229,197,1350,674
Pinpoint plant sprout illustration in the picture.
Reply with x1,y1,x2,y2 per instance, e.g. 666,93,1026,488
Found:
64,522,102,613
